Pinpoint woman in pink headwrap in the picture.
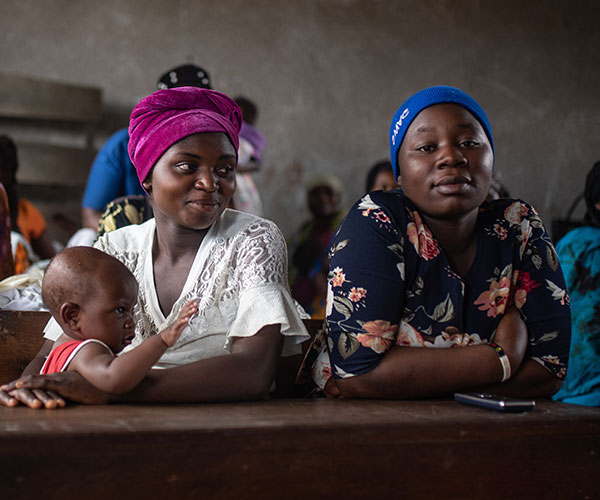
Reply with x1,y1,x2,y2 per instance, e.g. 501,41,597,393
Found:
1,87,309,408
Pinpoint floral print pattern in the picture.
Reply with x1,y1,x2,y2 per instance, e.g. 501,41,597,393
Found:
308,191,571,391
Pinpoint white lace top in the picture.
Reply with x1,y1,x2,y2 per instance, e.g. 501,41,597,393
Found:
44,209,309,368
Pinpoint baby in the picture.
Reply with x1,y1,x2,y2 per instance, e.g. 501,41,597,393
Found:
40,246,197,395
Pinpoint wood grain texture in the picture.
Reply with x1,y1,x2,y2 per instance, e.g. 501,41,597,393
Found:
0,399,598,499
0,74,101,123
0,310,49,383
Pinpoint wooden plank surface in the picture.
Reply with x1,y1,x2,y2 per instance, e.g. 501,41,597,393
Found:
0,310,49,383
0,73,101,123
0,399,598,499
15,140,95,186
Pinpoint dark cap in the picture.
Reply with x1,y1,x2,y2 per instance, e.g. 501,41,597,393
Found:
157,64,212,90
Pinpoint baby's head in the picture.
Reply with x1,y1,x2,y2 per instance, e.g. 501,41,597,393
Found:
42,247,138,353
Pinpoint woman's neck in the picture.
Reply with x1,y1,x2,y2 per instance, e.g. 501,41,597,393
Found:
153,218,209,265
421,209,479,277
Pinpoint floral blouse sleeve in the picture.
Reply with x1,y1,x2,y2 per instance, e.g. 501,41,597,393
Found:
492,200,571,378
326,192,408,379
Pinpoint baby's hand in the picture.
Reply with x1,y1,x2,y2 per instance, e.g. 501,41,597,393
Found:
159,300,198,347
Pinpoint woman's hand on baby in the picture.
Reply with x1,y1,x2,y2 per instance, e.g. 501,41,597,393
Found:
159,300,198,347
0,372,109,409
493,306,528,374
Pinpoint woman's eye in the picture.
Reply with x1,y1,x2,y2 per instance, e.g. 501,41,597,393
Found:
416,144,435,152
115,307,125,314
461,140,479,148
176,162,194,172
216,165,235,176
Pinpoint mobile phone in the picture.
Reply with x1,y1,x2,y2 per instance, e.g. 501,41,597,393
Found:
454,392,535,412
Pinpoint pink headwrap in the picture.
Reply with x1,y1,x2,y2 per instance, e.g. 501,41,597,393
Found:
128,87,242,184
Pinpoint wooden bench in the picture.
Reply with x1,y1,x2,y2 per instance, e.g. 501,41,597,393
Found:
0,309,50,383
0,73,103,244
0,309,322,391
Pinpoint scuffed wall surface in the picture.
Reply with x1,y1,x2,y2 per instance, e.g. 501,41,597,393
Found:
1,0,599,240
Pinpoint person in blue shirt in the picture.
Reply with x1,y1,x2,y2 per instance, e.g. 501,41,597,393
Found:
81,64,212,231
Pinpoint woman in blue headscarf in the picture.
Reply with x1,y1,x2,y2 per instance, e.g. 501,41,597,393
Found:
307,86,571,400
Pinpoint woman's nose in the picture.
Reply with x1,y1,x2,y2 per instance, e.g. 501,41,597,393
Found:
194,170,218,191
436,144,467,168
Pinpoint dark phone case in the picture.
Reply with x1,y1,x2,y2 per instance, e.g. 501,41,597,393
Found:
454,392,535,412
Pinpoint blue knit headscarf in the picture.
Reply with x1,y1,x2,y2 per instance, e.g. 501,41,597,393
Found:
389,86,494,179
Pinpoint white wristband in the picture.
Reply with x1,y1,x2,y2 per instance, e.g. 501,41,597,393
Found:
489,343,511,382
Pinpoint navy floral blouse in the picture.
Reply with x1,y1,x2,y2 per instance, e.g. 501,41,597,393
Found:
309,190,571,390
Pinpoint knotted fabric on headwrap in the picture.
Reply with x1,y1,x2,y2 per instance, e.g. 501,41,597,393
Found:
389,86,494,179
128,87,242,184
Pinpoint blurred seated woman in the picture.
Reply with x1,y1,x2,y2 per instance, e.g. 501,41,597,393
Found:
290,174,345,318
308,86,570,399
1,87,308,408
553,161,600,406
365,160,397,193
0,135,56,274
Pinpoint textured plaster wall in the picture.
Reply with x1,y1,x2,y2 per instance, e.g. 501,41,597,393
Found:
1,0,599,240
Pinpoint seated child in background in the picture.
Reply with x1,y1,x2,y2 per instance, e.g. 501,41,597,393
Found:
40,246,197,398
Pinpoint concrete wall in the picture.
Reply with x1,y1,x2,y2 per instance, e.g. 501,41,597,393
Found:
1,0,599,241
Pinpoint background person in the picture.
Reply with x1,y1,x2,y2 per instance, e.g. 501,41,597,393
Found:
0,135,56,274
365,160,397,193
289,173,345,318
553,161,600,406
231,96,265,217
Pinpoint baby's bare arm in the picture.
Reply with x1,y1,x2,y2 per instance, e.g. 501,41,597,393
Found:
69,301,198,394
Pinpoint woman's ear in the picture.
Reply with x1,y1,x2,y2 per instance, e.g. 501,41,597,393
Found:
59,302,81,332
142,169,154,193
396,175,402,187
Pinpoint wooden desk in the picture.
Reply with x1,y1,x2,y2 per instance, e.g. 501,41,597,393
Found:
1,399,599,499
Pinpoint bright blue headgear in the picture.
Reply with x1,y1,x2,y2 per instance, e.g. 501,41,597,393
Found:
389,86,494,179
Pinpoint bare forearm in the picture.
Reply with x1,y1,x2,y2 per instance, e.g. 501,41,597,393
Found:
474,359,562,398
81,207,102,230
90,335,168,394
336,344,504,399
117,351,274,403
117,326,284,403
22,340,53,376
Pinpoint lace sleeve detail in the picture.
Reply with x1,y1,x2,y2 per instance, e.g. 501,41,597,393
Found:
235,219,289,291
226,219,309,354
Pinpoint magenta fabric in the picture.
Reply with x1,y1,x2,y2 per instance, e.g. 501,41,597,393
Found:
128,87,242,184
239,122,265,163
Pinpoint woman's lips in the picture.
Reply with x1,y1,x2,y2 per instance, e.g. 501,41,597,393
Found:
434,176,471,195
187,199,220,212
